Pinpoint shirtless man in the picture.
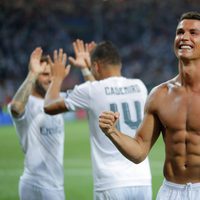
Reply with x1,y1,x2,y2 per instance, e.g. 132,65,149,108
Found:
99,11,200,200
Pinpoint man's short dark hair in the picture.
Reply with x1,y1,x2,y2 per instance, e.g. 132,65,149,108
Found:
91,41,121,66
180,11,200,22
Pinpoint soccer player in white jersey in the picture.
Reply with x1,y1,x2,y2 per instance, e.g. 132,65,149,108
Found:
44,41,152,200
8,47,70,200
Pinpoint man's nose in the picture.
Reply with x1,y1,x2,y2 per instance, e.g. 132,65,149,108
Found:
181,32,190,40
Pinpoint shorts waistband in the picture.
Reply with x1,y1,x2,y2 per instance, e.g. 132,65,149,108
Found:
163,179,200,190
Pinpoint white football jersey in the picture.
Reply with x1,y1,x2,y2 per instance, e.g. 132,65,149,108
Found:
64,76,152,191
8,95,65,189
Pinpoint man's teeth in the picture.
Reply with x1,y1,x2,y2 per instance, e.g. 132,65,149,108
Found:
180,45,192,49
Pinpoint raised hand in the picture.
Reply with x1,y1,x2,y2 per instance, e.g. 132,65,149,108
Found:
28,47,45,75
69,39,96,69
48,49,70,81
10,47,46,117
99,111,120,136
88,41,96,54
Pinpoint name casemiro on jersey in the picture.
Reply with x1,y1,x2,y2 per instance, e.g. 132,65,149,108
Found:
105,85,141,95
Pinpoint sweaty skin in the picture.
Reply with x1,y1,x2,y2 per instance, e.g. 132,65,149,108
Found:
150,76,200,183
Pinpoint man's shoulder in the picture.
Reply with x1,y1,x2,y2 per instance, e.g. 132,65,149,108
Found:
152,77,177,92
148,82,168,99
103,76,145,84
147,78,177,104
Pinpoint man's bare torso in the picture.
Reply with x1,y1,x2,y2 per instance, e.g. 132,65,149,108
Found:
154,79,200,183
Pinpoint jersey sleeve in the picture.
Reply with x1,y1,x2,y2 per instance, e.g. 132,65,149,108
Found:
7,102,29,124
64,82,90,111
7,102,32,152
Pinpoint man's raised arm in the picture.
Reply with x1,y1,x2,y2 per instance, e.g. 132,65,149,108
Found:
44,49,70,115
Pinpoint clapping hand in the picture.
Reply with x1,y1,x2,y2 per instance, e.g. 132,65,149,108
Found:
48,48,71,81
69,39,96,69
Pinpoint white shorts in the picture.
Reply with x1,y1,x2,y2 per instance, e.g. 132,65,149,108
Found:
94,185,152,200
156,179,200,200
19,179,65,200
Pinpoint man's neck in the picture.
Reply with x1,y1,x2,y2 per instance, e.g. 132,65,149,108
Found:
31,90,44,99
179,60,200,92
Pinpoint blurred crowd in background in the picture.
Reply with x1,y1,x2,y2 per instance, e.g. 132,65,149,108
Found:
0,0,200,111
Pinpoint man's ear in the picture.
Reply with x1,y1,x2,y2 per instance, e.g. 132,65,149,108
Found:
94,61,101,73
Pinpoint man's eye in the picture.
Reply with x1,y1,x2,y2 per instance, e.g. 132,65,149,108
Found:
176,30,184,35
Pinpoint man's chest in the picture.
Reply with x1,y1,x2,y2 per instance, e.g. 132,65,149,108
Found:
158,94,200,131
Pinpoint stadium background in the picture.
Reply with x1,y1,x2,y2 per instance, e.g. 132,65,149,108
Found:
0,0,199,199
